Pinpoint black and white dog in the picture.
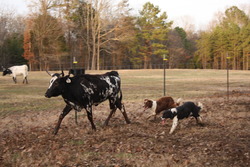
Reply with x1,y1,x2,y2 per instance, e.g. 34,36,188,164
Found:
161,102,203,134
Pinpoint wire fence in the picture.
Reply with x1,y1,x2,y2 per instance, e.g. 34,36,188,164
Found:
2,61,248,72
41,62,199,71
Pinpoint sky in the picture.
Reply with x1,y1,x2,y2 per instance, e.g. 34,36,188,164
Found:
1,0,249,30
128,0,250,30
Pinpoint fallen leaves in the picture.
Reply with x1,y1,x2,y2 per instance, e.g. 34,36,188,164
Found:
0,93,250,166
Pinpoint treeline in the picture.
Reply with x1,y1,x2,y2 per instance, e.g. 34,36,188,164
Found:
196,6,250,70
0,0,249,71
0,8,26,67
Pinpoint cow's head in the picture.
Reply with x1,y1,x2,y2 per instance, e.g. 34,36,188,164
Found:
2,66,12,76
45,70,71,98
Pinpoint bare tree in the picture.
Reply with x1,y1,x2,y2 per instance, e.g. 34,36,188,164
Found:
28,0,65,70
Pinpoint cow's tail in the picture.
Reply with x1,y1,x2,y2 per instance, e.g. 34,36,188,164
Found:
119,89,123,102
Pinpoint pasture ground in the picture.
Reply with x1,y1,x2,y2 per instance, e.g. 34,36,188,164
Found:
0,69,249,167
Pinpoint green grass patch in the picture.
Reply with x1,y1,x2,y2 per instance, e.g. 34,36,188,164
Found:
70,139,85,146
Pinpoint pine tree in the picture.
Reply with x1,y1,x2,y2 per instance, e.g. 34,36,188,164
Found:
136,2,172,69
195,31,212,69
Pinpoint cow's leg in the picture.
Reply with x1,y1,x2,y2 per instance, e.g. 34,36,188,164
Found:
23,76,28,84
12,77,17,84
116,99,130,124
103,99,118,126
103,108,117,126
54,105,72,135
86,106,96,130
120,103,131,124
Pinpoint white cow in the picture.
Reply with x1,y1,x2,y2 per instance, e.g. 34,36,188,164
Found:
2,65,28,84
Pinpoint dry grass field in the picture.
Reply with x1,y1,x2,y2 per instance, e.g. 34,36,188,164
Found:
0,69,249,167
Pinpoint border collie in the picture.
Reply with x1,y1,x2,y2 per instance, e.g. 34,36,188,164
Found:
161,101,203,134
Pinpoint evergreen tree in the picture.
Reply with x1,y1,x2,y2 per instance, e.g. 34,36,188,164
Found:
195,31,212,69
136,2,172,69
3,33,26,65
196,6,250,70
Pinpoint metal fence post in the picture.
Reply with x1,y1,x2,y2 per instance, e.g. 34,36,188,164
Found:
163,54,168,96
226,54,231,101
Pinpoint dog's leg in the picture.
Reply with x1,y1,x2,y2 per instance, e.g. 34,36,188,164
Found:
196,116,203,124
169,116,178,134
146,114,155,120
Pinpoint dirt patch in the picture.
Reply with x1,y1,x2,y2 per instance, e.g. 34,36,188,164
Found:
0,92,250,167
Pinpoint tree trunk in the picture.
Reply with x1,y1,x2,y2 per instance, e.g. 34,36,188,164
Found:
243,49,246,70
247,52,249,70
143,56,148,69
86,4,91,70
202,54,207,69
97,13,101,71
221,52,226,69
213,56,219,69
91,38,96,70
90,0,96,70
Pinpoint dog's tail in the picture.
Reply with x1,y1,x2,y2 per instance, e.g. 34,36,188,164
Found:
197,102,204,111
175,98,183,106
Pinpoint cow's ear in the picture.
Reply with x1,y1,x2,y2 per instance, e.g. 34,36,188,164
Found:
66,78,71,83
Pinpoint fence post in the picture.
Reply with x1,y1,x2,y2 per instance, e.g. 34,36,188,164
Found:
226,53,231,101
163,54,168,96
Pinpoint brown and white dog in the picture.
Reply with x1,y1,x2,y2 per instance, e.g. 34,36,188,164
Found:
143,96,182,120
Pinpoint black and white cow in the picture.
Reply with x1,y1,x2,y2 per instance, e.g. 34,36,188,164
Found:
2,65,28,84
45,70,131,135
